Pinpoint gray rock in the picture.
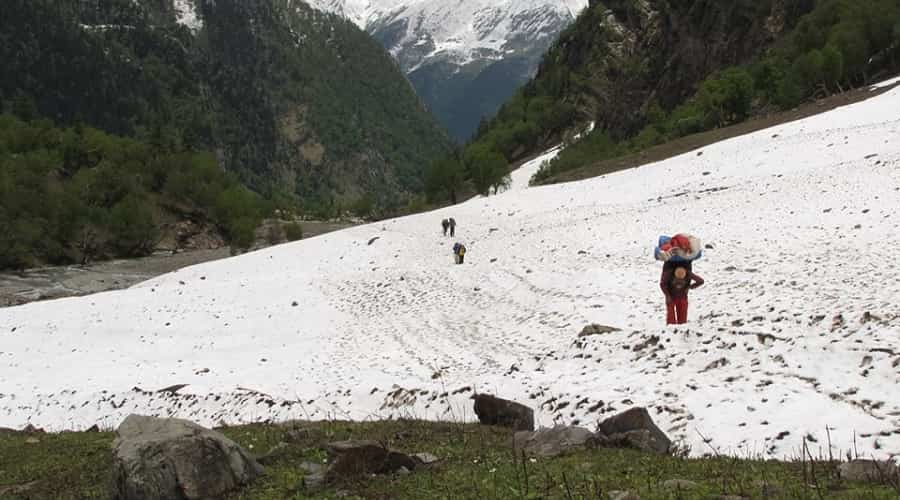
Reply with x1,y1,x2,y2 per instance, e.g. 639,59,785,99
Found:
412,452,440,465
662,479,698,489
513,425,597,457
608,490,641,500
579,324,621,337
300,461,326,475
324,440,417,483
111,414,262,500
298,462,327,492
596,407,671,455
472,394,534,431
600,430,671,455
839,459,900,484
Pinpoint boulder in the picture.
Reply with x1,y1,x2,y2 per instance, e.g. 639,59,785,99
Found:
839,459,900,484
513,425,597,457
111,414,262,500
298,462,327,493
324,440,417,482
472,394,534,431
578,324,622,337
596,407,671,455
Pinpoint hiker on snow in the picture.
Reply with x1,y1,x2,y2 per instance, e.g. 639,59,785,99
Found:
452,242,466,264
449,217,457,237
442,218,450,236
655,234,705,325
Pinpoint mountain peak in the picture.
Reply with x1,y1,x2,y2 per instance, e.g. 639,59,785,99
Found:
307,0,588,141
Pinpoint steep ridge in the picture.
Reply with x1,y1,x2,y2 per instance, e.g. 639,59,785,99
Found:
0,0,452,206
2,82,899,460
470,0,900,185
469,0,814,165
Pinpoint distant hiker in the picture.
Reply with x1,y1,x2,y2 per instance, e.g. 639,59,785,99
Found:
442,218,450,236
453,242,466,264
449,217,457,237
660,261,704,325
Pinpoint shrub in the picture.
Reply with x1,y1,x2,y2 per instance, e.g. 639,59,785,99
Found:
283,222,303,242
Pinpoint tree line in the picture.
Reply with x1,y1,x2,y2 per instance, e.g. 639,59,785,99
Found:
0,114,269,270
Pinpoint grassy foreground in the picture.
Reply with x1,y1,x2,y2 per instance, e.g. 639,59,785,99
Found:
0,420,896,499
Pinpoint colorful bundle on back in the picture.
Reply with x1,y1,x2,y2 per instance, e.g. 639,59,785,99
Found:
654,234,702,262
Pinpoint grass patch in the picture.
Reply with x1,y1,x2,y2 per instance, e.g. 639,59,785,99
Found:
0,421,896,499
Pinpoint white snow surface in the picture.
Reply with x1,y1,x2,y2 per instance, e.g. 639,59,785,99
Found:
508,122,594,191
3,89,900,459
871,75,900,90
508,146,562,191
308,0,588,70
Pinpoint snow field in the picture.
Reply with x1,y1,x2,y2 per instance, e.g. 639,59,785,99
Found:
2,85,900,460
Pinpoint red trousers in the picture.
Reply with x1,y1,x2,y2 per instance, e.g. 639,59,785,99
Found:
666,297,689,325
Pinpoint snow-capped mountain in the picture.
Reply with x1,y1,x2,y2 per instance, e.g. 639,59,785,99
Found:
308,0,588,141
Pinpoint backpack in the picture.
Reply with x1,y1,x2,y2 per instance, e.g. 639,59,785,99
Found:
458,245,466,256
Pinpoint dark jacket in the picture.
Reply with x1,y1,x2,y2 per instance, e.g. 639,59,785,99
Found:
660,261,704,300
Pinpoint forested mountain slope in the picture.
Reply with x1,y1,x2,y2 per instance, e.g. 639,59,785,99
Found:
462,0,899,186
1,0,453,210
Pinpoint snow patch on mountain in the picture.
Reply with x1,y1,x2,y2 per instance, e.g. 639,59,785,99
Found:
2,85,900,460
508,122,594,191
173,0,202,32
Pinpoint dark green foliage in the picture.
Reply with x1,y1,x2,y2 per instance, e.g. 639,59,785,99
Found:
349,195,375,219
108,195,159,256
0,114,268,269
0,0,452,208
696,68,756,127
425,156,466,204
464,146,509,196
283,223,303,242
